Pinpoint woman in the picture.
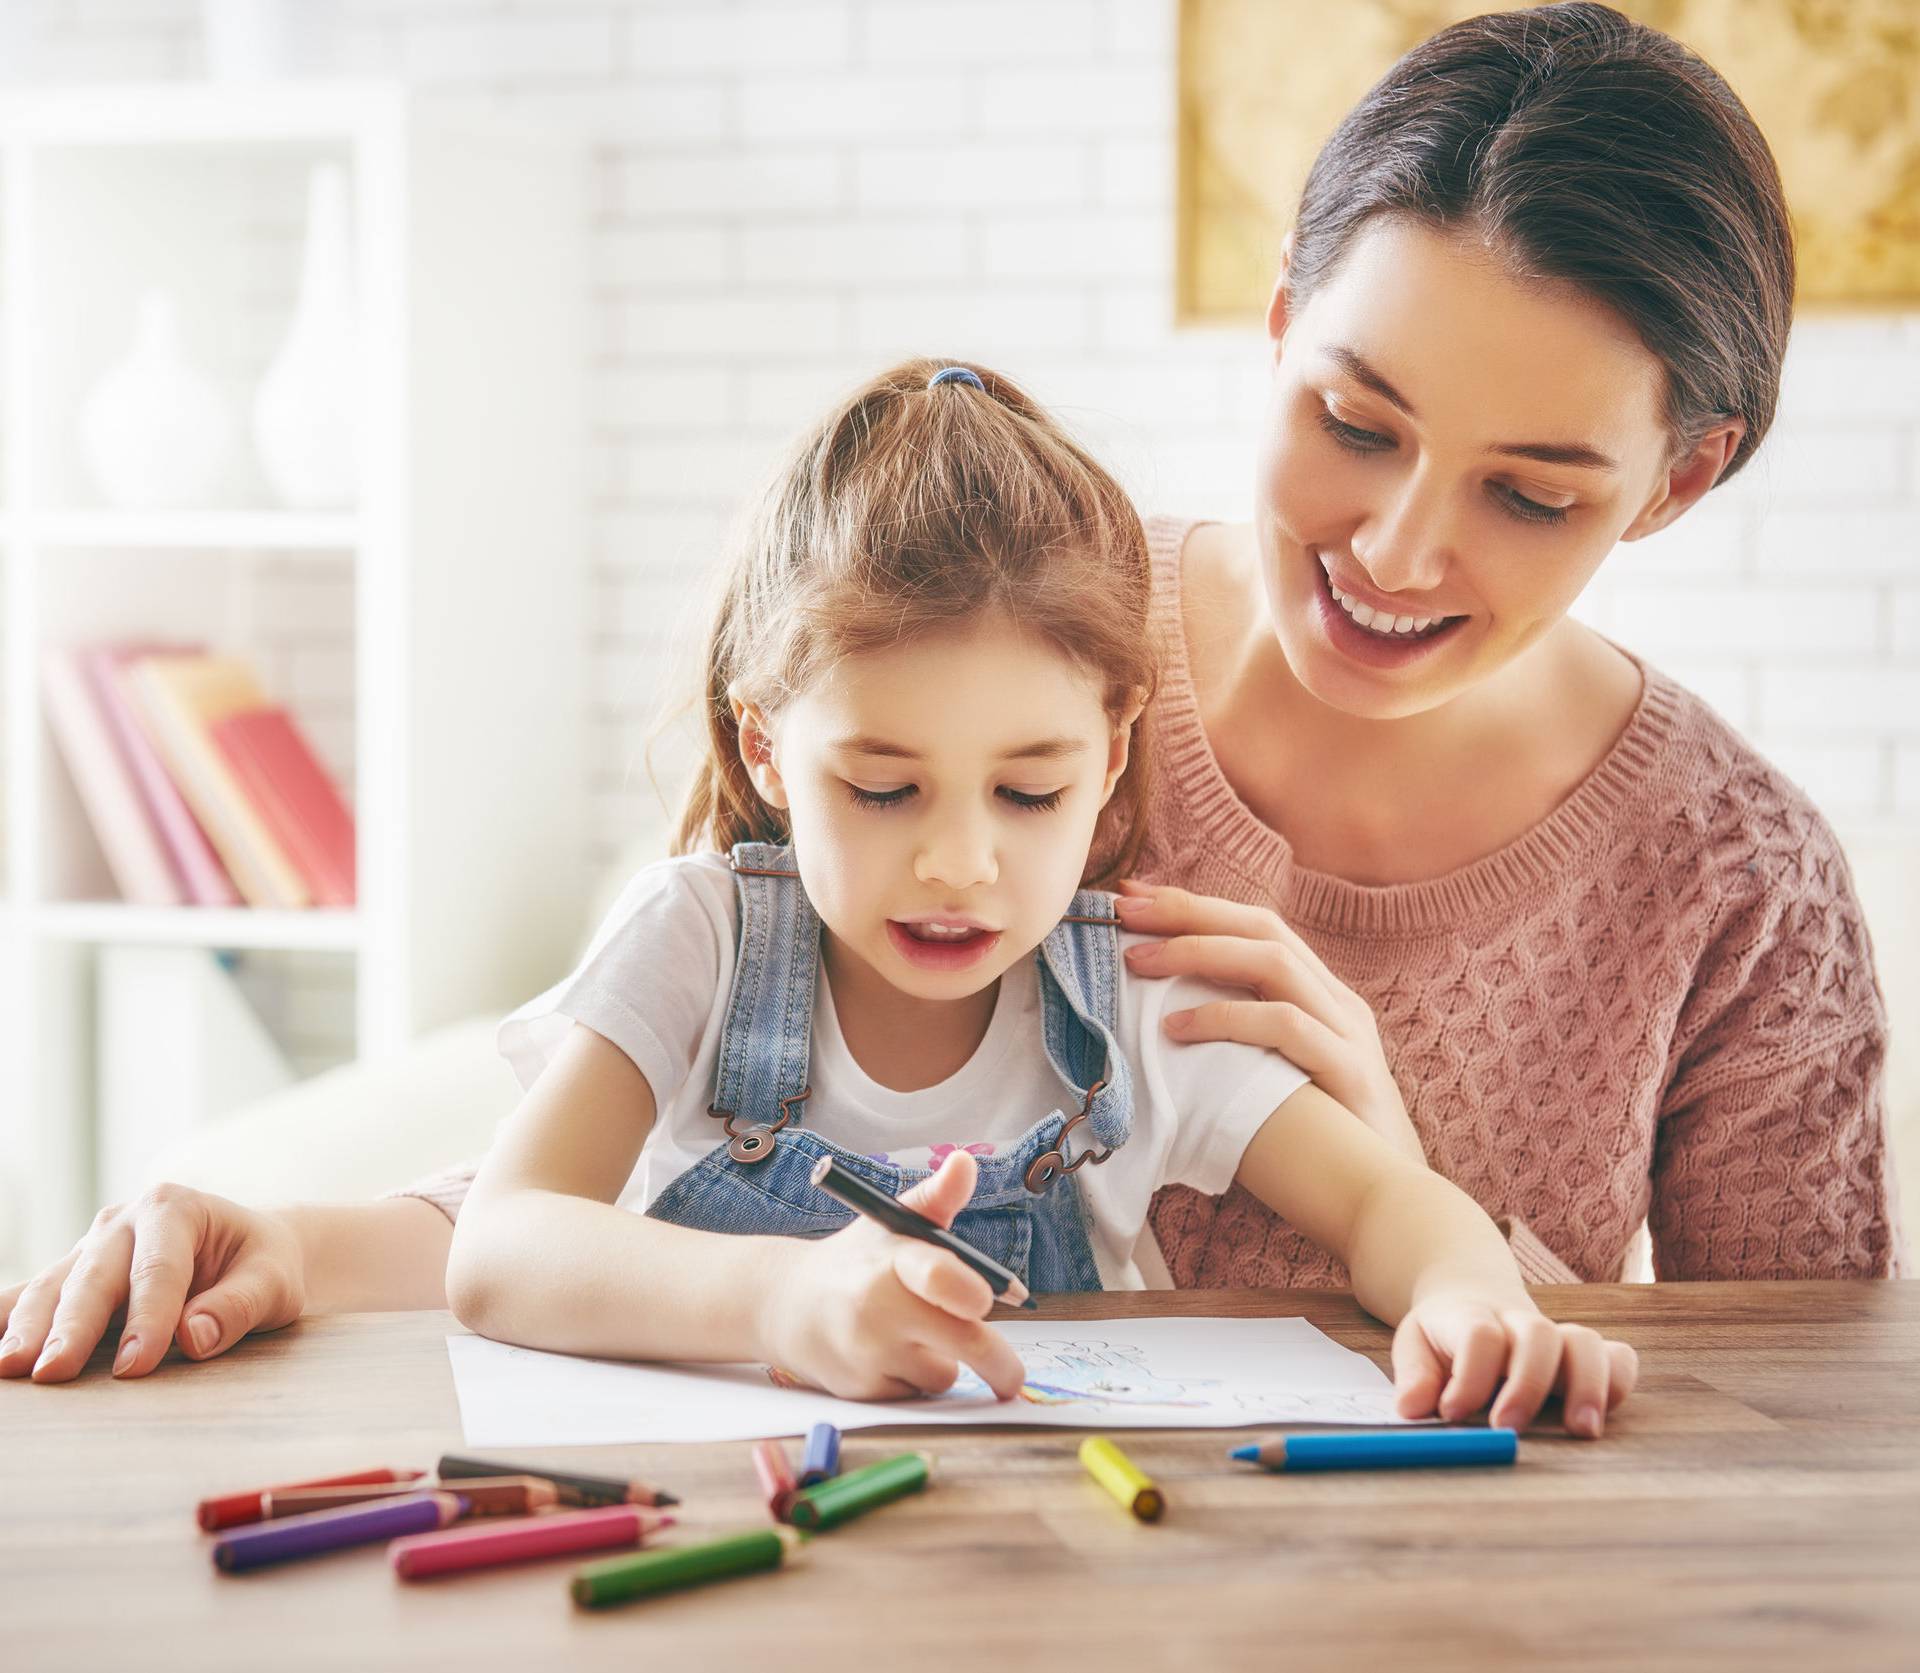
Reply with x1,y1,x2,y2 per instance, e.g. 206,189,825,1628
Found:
3,3,1902,1385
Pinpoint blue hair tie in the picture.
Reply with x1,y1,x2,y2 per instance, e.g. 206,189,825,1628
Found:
928,366,985,392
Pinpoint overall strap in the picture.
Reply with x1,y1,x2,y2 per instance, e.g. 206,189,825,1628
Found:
1026,890,1133,1190
708,841,818,1162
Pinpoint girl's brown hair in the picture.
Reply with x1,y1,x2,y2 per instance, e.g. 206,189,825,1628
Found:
673,356,1157,889
1287,2,1795,480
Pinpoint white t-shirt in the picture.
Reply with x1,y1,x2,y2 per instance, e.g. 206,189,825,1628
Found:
498,853,1310,1289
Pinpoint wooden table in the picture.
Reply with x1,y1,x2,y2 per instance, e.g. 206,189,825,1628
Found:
5,1283,1917,1671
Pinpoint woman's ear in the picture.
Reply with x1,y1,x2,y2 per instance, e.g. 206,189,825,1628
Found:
1099,688,1150,805
1621,418,1746,542
1264,231,1297,352
730,692,790,810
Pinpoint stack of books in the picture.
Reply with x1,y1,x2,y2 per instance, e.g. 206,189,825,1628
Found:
41,643,357,910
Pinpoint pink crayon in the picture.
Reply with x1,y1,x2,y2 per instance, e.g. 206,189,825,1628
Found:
390,1504,673,1579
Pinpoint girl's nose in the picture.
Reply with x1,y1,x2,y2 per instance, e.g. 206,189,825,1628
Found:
1351,464,1453,595
914,825,998,891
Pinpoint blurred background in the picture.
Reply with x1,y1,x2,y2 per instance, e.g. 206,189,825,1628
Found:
0,0,1912,1278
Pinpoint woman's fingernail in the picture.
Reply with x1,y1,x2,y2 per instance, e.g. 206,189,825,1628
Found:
0,1334,21,1362
187,1315,219,1357
113,1337,140,1376
1113,895,1150,919
1165,1010,1192,1034
1123,938,1159,962
33,1339,63,1372
1574,1405,1601,1437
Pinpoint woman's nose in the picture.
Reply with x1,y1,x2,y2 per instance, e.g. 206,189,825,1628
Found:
1352,466,1453,595
914,822,998,891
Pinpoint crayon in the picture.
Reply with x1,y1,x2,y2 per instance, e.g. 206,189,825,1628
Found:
196,1466,426,1531
572,1527,799,1609
752,1439,798,1521
263,1481,430,1518
1229,1429,1519,1472
798,1422,841,1487
787,1451,933,1533
392,1505,672,1580
437,1453,677,1508
212,1492,465,1572
1078,1436,1164,1522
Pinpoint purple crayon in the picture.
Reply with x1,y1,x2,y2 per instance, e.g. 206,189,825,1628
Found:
212,1491,466,1572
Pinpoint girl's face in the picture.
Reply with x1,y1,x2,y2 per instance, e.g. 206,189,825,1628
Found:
737,613,1139,1003
1257,216,1739,720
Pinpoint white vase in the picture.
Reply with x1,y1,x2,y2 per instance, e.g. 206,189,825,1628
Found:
253,162,358,509
78,291,236,510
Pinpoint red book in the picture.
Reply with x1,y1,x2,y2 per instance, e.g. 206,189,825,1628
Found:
209,708,357,908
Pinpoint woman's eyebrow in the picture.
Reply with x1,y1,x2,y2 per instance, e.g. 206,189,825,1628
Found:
1325,344,1618,470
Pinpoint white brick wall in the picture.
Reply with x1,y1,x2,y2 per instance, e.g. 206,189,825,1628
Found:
8,0,1917,878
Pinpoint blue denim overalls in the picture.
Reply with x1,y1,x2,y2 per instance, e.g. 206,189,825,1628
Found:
645,842,1133,1292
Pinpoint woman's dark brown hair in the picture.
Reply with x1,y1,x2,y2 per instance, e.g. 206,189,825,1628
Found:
674,356,1157,888
1286,2,1795,480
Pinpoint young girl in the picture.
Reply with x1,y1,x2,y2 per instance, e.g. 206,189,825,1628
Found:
447,357,1637,1432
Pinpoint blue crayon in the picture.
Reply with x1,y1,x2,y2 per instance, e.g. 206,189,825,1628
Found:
1230,1429,1518,1472
799,1422,841,1487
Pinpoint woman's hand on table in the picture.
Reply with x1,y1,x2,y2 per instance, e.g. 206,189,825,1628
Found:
1392,1291,1640,1438
0,1184,306,1382
1114,881,1424,1162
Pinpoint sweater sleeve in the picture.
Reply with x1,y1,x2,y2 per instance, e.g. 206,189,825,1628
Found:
382,1159,481,1225
1650,815,1906,1280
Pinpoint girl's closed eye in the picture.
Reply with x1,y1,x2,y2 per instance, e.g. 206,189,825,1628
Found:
1000,787,1064,812
845,782,915,810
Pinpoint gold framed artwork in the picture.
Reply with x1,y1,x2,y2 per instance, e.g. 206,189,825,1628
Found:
1178,0,1920,322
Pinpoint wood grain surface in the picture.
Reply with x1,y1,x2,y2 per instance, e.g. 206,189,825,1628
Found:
4,1282,1915,1672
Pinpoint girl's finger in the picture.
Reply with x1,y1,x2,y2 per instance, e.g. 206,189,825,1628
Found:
889,1342,963,1398
1436,1314,1511,1421
0,1256,79,1377
31,1227,136,1383
1604,1340,1640,1408
1486,1311,1564,1432
891,1242,997,1321
1553,1326,1613,1438
114,1199,202,1377
1389,1315,1447,1418
911,1304,1025,1400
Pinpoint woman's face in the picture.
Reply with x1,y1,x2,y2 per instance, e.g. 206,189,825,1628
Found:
1256,216,1718,721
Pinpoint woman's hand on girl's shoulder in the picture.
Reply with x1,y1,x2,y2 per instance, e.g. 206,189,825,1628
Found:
1390,1291,1640,1439
1113,881,1424,1162
0,1184,306,1383
756,1151,1027,1403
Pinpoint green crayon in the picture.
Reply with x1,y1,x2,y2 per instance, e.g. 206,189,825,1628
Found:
787,1451,934,1532
571,1526,797,1608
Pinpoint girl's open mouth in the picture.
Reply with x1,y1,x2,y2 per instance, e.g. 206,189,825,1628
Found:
887,920,1002,971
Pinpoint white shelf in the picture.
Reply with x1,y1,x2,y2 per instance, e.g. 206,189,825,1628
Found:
31,903,362,952
0,84,590,1270
26,511,362,550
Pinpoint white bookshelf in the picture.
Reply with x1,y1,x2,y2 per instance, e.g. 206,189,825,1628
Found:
0,84,589,1269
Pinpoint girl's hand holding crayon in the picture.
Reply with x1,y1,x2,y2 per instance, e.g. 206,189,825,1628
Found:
1390,1290,1639,1439
758,1151,1027,1404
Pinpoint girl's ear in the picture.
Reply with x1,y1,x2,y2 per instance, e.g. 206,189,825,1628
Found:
1099,688,1150,805
730,692,790,810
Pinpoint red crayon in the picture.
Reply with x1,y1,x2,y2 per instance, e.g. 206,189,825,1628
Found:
752,1439,798,1522
390,1505,672,1580
197,1467,426,1532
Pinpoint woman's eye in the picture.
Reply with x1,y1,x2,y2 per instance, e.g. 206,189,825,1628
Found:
1491,483,1571,525
846,783,915,809
1317,407,1394,452
1000,787,1065,812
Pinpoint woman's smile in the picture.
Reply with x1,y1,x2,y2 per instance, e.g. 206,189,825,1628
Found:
1306,544,1471,671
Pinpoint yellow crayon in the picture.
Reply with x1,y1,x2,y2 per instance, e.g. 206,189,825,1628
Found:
1078,1435,1164,1523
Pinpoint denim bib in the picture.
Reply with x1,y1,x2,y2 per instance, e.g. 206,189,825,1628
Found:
645,842,1134,1293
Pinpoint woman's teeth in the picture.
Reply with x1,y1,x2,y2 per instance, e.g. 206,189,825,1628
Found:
1321,562,1445,636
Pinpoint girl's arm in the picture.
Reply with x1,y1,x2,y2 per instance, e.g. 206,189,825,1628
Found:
446,1022,1026,1398
1234,1084,1638,1437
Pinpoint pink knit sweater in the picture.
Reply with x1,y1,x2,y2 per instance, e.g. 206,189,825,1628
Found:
398,515,1906,1285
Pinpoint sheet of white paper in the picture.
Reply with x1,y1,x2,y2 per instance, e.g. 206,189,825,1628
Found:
446,1317,1414,1446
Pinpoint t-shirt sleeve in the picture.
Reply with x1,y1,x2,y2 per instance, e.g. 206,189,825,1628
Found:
495,854,734,1106
1651,824,1907,1280
1131,965,1312,1196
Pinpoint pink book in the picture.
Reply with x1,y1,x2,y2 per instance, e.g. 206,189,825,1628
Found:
210,707,357,909
85,644,241,908
40,645,184,906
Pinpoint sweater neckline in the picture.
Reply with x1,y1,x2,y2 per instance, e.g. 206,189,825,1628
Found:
1147,516,1685,937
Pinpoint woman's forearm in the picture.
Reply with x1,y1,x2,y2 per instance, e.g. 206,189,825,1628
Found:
281,1198,455,1313
1346,1169,1534,1327
446,1189,788,1364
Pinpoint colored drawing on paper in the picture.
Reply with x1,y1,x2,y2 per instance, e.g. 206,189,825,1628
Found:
958,1338,1219,1409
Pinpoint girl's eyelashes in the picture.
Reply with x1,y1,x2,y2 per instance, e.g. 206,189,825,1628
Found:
1317,403,1574,527
841,783,1065,813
